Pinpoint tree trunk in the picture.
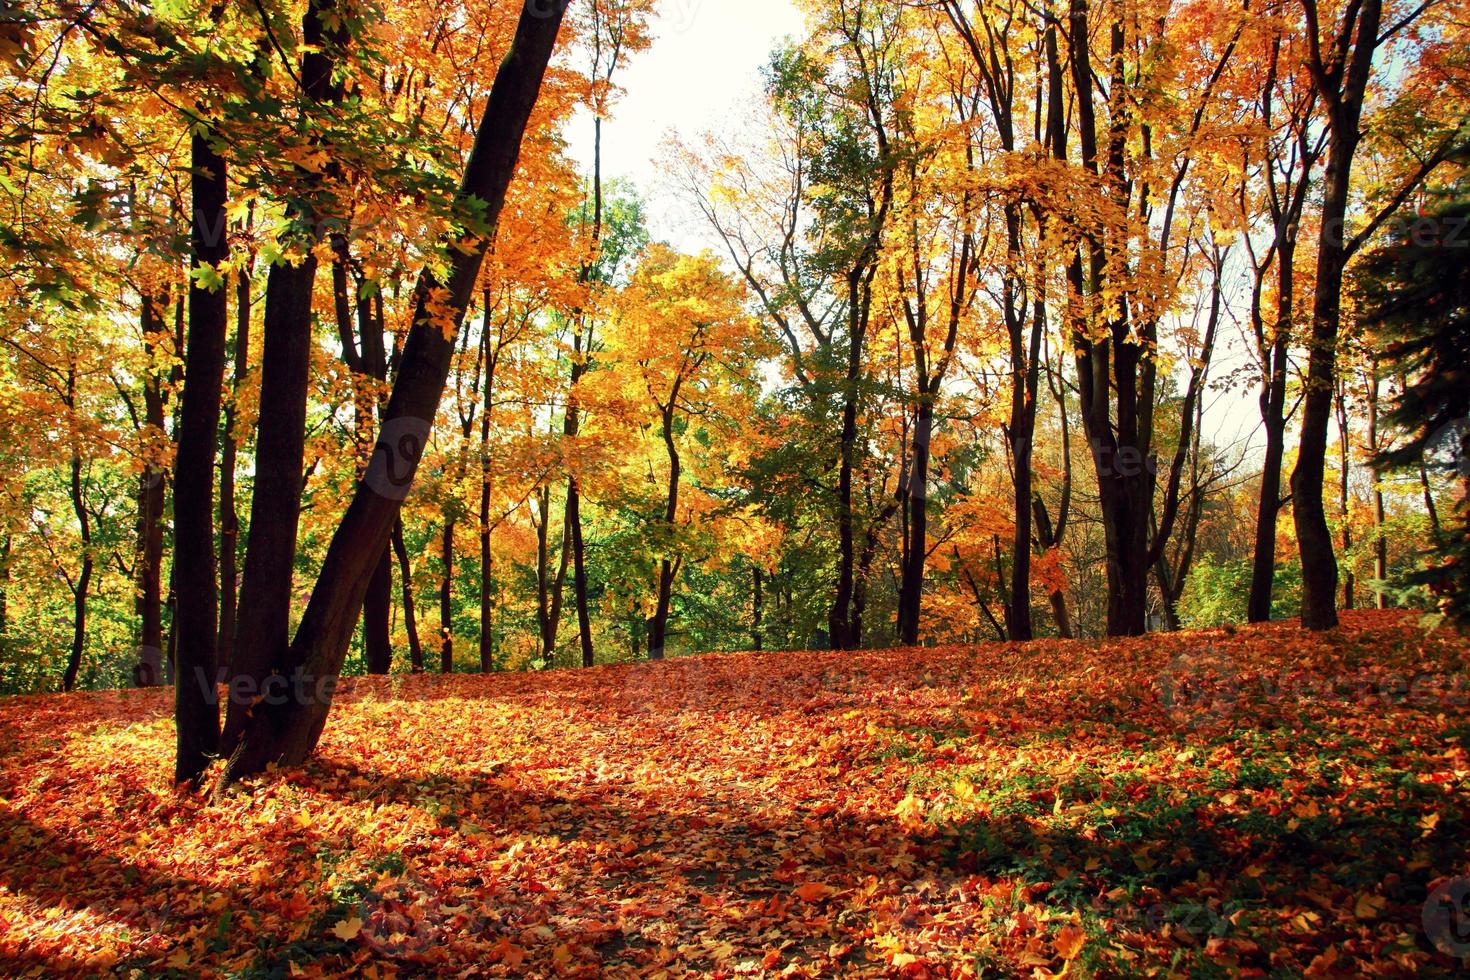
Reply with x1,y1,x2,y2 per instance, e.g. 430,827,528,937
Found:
1005,255,1043,641
225,255,315,736
1367,366,1388,607
63,439,93,693
897,399,932,644
1248,389,1288,621
391,519,423,672
440,520,454,671
1291,0,1381,631
136,296,169,686
478,338,498,672
222,0,344,753
1336,380,1355,610
0,534,8,654
218,261,251,665
223,1,567,782
648,407,681,660
174,128,228,783
363,543,392,674
829,272,867,651
752,565,763,652
567,114,603,670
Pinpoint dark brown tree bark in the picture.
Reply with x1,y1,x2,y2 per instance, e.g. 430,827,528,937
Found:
440,521,455,671
894,210,971,646
363,542,393,674
1062,0,1236,635
218,251,252,664
391,519,424,672
535,482,571,658
224,0,568,782
62,365,92,694
827,13,895,652
334,240,395,677
1246,35,1318,623
1366,363,1388,607
0,533,8,654
136,296,169,687
1335,379,1355,610
223,0,344,748
132,295,169,687
648,401,683,660
752,565,763,652
1033,351,1074,639
1291,0,1381,631
478,325,498,673
174,127,228,783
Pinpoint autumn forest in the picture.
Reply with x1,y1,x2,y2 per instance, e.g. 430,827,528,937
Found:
2,0,1470,973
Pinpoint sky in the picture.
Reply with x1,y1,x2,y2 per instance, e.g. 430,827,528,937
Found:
565,0,1267,456
564,0,807,248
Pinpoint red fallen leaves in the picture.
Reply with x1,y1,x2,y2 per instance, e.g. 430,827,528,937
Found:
0,610,1466,977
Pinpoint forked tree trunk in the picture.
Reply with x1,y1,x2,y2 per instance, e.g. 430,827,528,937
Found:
223,1,568,782
1292,0,1382,631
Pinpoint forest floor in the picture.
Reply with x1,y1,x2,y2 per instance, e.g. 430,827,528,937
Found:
1,610,1469,978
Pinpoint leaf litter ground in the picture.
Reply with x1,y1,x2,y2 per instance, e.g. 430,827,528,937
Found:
2,610,1468,977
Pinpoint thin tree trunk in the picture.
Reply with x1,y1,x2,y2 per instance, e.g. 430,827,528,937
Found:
174,127,228,784
752,565,763,652
1336,380,1355,610
1248,273,1293,622
440,520,454,671
218,258,251,664
137,295,169,686
391,519,424,672
0,534,8,653
1366,365,1388,607
224,2,567,782
829,271,870,650
648,407,681,660
64,420,93,694
477,346,497,673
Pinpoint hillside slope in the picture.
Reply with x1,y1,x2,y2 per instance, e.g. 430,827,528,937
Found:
1,610,1468,977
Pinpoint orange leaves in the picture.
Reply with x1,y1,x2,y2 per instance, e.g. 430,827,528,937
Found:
1,611,1468,975
793,881,837,902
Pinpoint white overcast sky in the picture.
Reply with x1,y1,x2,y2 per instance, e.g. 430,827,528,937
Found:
564,0,807,247
564,0,1265,454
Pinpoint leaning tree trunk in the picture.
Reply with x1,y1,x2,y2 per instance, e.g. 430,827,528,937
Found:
223,0,568,782
174,127,229,784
